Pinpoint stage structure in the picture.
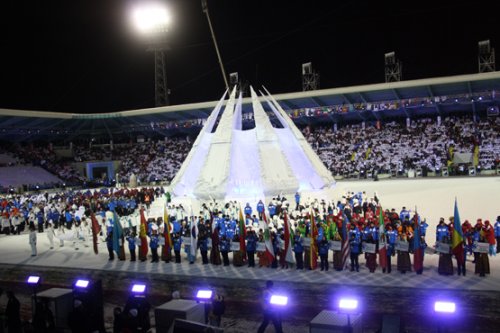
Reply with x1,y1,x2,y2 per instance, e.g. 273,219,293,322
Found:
170,86,335,200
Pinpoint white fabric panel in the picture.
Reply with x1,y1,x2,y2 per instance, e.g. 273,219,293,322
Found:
233,92,243,131
171,90,227,197
226,129,264,200
263,87,335,188
172,133,214,197
203,90,229,134
259,90,289,129
263,94,325,190
273,128,325,190
251,87,298,196
194,88,237,199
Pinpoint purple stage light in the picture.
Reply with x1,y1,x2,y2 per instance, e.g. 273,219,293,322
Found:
339,298,358,310
27,276,40,285
131,284,146,293
196,290,213,300
74,279,90,288
270,295,288,306
434,301,456,313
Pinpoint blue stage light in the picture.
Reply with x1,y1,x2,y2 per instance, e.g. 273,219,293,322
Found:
270,295,288,306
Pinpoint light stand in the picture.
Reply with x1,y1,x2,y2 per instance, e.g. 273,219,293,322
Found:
196,289,213,324
434,301,456,333
338,298,359,333
27,275,41,303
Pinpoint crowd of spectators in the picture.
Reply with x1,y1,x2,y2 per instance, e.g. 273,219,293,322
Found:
117,138,191,184
1,115,498,189
304,116,500,177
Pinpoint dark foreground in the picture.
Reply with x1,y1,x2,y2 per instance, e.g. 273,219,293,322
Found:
0,264,499,332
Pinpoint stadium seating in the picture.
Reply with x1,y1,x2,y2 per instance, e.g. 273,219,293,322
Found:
0,116,498,188
0,166,62,188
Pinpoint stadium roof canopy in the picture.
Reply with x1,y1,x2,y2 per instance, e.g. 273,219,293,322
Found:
1,71,499,142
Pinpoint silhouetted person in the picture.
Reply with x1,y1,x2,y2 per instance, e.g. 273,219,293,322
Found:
257,281,283,333
67,300,91,333
113,307,124,333
33,300,55,333
5,291,21,333
209,294,225,327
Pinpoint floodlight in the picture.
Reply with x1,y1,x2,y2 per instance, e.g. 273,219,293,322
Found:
196,290,213,300
434,301,456,313
270,295,288,306
27,276,40,285
131,284,146,293
75,279,90,288
131,3,171,34
339,298,358,310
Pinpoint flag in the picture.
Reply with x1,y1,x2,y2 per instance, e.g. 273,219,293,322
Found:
451,198,465,265
139,208,148,261
90,212,99,255
112,211,125,260
309,210,318,270
190,207,198,257
283,211,295,264
262,212,275,262
162,205,173,261
341,212,350,269
413,213,424,273
238,206,247,261
377,206,387,269
164,206,173,250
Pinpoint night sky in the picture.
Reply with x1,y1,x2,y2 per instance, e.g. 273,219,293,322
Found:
0,0,498,114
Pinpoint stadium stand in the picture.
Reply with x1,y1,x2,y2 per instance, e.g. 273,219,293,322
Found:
304,116,500,178
0,166,62,189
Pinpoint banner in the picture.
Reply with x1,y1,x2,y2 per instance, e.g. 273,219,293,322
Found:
362,243,376,254
146,206,164,219
230,242,240,251
182,236,191,245
378,240,386,249
436,242,451,254
256,243,266,252
303,237,311,247
329,241,342,251
474,242,489,254
207,238,212,249
395,240,409,252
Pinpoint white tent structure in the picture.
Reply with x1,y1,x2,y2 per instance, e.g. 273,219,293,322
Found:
170,87,335,200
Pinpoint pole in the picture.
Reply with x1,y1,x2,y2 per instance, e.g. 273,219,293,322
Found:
202,0,229,90
347,313,352,333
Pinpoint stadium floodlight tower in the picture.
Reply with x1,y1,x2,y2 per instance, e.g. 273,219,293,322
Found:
302,62,320,91
478,40,496,73
384,51,402,82
131,1,172,107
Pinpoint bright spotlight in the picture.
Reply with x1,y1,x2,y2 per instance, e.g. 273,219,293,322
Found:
131,3,171,34
434,301,456,313
131,284,147,294
74,279,90,289
196,290,213,300
270,295,288,306
27,276,41,285
339,298,358,310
